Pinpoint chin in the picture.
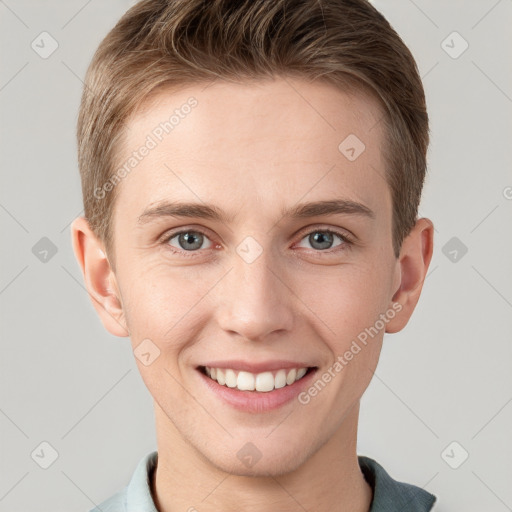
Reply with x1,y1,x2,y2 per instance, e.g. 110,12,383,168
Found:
204,440,312,478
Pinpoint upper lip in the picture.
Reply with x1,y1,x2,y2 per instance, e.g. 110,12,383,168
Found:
198,360,317,373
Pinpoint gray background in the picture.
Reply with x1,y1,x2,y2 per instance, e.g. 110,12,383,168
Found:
1,0,511,510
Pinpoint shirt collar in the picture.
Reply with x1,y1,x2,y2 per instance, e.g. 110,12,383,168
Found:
358,455,437,511
125,451,437,512
125,450,159,512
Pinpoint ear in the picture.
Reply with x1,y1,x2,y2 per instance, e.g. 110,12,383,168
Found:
385,217,434,333
70,216,129,337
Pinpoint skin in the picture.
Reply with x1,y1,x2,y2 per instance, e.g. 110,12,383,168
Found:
72,76,434,512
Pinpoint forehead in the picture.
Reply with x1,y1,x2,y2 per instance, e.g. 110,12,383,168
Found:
113,77,389,227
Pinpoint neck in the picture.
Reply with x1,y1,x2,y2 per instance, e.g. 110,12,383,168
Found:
151,401,373,512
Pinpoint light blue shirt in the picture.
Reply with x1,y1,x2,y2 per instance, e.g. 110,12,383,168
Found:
89,451,437,511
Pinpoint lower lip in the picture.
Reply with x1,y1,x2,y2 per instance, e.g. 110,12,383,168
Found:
196,367,318,413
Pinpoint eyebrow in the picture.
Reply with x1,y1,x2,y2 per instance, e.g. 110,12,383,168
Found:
137,198,375,225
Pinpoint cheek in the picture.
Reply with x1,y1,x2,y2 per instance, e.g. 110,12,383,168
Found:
120,259,220,346
299,262,391,343
299,266,388,409
120,263,214,398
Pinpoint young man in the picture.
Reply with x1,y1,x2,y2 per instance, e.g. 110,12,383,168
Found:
71,0,436,510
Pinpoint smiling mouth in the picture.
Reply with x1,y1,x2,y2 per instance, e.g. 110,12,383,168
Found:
198,365,317,392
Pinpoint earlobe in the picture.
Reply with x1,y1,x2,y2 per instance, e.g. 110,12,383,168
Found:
70,216,130,338
385,218,434,334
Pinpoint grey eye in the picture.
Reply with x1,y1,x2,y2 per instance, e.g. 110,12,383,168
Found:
168,231,212,251
297,230,344,251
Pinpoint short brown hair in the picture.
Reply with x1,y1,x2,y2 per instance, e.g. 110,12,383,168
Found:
77,0,429,265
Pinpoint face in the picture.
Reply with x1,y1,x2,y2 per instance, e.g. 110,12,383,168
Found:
95,77,404,475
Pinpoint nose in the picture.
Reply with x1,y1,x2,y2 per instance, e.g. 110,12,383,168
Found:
215,246,294,342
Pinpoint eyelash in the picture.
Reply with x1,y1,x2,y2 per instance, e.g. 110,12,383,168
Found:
158,226,354,259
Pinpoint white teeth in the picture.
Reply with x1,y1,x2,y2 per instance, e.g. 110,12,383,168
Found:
203,366,311,392
255,371,274,392
286,368,297,385
296,367,307,380
237,371,255,391
274,369,287,389
225,369,237,388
